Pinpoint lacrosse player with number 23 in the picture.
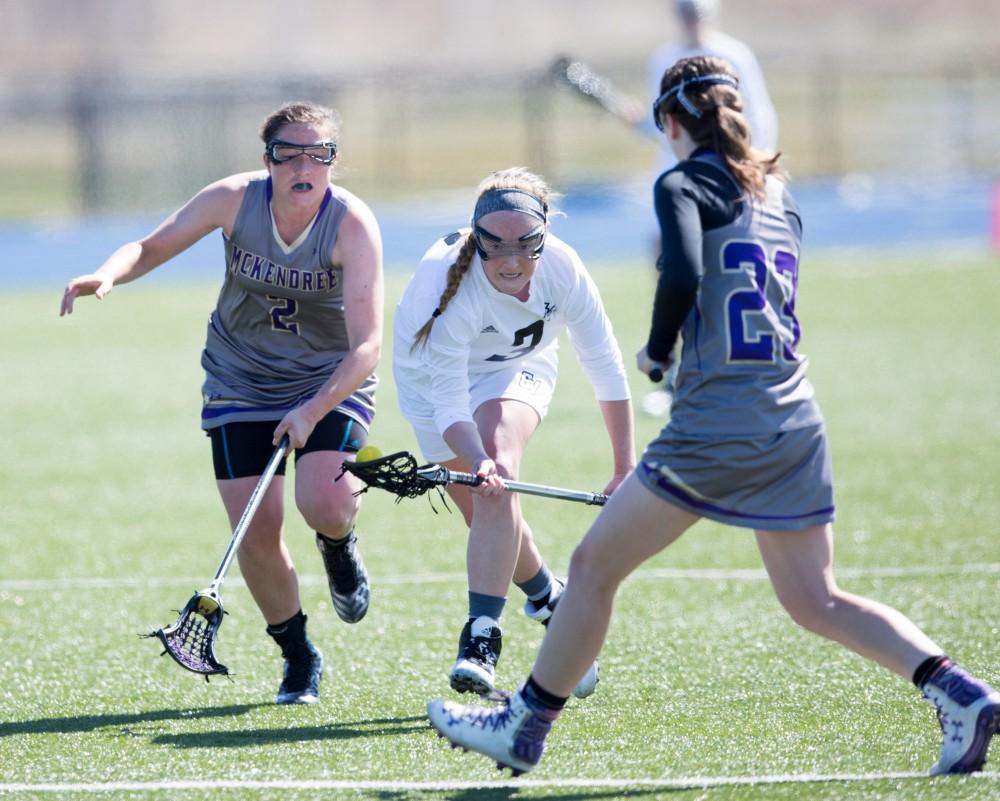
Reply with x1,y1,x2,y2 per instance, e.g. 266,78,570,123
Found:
427,59,1000,778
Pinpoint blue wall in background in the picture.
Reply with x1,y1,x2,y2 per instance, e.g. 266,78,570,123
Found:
6,176,996,290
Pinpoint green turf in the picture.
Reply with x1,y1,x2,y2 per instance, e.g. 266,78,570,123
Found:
2,252,999,799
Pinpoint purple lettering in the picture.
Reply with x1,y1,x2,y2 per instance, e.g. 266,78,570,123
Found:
229,246,244,274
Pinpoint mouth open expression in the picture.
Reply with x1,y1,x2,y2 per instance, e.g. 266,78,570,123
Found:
266,123,335,203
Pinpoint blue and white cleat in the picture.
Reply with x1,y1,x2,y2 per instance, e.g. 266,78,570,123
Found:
427,690,557,776
922,664,1000,775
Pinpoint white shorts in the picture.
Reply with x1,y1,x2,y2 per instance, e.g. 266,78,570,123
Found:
395,354,558,463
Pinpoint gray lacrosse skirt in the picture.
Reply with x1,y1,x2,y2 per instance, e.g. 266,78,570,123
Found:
636,424,835,531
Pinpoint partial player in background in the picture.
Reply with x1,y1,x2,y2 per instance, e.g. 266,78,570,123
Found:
393,167,634,699
427,57,999,778
639,0,778,174
60,101,384,705
639,0,779,418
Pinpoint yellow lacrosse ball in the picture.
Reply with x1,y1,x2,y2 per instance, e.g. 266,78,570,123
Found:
356,445,383,462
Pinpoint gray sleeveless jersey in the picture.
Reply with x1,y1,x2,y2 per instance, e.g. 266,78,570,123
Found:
200,176,377,430
669,156,823,436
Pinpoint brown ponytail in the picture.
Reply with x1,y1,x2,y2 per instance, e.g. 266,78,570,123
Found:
655,56,785,197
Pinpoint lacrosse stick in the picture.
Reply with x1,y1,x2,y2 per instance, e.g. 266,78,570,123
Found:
146,435,289,677
549,55,645,130
338,450,607,507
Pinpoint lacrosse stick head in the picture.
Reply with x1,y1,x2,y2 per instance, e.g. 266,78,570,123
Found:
338,450,432,500
149,590,229,676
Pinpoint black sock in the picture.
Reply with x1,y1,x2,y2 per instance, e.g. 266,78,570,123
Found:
318,530,353,546
523,674,568,712
913,654,951,689
266,610,311,657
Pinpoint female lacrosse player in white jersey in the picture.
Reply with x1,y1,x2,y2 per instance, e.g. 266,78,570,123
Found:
394,167,634,698
60,102,383,706
428,58,999,776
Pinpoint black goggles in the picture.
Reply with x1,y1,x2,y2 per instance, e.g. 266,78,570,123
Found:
266,139,338,165
473,225,546,261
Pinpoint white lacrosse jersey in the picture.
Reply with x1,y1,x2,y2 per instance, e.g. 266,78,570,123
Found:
393,230,630,435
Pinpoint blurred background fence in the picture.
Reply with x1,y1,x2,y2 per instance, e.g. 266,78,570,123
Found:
3,57,999,219
2,0,999,277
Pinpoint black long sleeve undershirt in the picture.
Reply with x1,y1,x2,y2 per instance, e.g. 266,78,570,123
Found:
647,155,744,362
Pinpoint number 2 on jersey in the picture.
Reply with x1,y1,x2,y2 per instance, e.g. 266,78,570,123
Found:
722,242,799,363
267,295,299,335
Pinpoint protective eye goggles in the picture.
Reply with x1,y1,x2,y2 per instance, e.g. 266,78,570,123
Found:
266,139,338,165
473,225,546,261
652,73,739,129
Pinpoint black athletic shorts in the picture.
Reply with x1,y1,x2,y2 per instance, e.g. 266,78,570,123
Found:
207,411,368,480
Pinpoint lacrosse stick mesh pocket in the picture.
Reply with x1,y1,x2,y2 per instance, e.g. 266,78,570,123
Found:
339,451,431,500
149,592,228,676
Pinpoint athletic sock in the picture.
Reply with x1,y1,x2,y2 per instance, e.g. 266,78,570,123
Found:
317,529,354,547
913,654,952,689
522,673,568,713
468,591,506,622
266,610,312,658
516,565,556,609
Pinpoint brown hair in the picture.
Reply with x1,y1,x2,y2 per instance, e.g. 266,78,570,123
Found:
259,101,339,146
410,167,554,350
656,56,784,196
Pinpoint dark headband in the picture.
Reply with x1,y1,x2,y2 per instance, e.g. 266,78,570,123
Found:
472,188,547,226
653,73,739,129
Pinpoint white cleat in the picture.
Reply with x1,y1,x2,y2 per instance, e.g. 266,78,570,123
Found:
427,691,557,776
923,666,1000,775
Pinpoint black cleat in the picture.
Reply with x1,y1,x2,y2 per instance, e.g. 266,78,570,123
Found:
276,644,323,705
449,616,502,695
316,531,370,623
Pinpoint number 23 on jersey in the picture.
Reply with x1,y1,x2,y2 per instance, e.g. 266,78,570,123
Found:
722,241,800,364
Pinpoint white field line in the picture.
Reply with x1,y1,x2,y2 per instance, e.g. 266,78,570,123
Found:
1,563,999,593
2,771,997,794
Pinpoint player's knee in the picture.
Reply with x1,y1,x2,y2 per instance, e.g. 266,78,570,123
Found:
238,515,284,560
566,539,618,598
297,494,358,538
781,592,837,635
492,454,521,481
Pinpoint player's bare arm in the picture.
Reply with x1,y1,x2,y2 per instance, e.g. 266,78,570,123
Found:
59,174,250,316
598,398,635,495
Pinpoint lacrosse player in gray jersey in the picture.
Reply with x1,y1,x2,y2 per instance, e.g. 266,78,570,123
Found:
428,57,999,777
61,101,384,705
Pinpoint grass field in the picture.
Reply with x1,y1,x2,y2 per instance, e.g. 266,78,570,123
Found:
2,251,999,800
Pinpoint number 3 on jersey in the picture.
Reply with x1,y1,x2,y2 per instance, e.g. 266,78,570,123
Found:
268,295,299,335
485,320,544,362
722,242,800,363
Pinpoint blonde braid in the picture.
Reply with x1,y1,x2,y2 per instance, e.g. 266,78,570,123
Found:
410,233,478,351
